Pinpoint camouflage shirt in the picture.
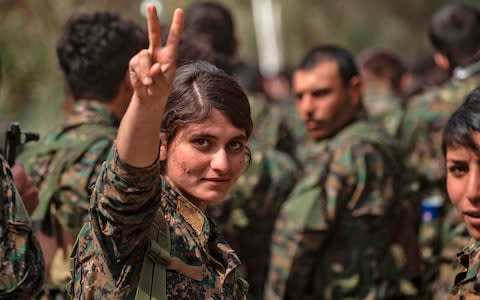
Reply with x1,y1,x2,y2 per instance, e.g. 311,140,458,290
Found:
362,86,404,137
71,148,247,299
209,146,298,300
265,120,422,300
449,239,480,299
248,93,297,159
20,100,118,234
0,155,44,299
400,71,480,297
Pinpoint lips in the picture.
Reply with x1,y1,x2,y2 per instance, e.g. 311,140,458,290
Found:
464,211,480,226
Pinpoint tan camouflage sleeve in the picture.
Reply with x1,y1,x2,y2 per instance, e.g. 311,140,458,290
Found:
0,155,44,299
90,146,163,260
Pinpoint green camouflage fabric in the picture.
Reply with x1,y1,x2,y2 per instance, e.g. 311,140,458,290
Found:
209,145,298,300
71,148,248,299
18,100,118,298
265,120,422,300
248,93,297,159
399,72,480,297
448,239,480,299
0,155,44,299
20,100,118,233
362,86,404,137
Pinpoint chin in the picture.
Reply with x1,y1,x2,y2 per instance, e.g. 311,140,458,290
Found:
467,225,480,241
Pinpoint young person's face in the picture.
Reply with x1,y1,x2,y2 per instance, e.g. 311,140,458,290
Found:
446,132,480,240
164,109,247,211
293,60,360,141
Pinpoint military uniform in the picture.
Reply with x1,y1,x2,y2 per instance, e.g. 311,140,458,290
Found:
209,146,298,300
0,155,44,299
400,70,480,298
448,239,480,299
18,100,118,297
248,93,297,160
362,86,404,137
71,148,248,299
265,119,422,300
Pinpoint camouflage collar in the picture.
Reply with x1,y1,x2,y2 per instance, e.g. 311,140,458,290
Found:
162,177,209,239
65,100,119,129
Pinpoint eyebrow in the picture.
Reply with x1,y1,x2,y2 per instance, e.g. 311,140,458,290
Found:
190,132,247,141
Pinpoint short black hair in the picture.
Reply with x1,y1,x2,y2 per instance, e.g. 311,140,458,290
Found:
297,45,359,86
57,11,147,102
443,87,480,155
429,3,480,67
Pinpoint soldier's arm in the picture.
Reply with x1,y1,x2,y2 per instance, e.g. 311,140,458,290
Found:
0,156,43,299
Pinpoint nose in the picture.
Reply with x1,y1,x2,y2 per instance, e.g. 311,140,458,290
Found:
298,93,314,118
210,148,229,173
466,168,480,203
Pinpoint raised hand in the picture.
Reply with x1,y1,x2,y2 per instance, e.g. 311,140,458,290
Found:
129,5,184,102
118,5,184,167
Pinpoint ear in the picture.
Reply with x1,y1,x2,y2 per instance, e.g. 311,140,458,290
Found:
159,133,167,161
348,75,363,108
434,53,450,72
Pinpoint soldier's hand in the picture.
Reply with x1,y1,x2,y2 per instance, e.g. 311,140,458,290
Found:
129,4,184,103
12,163,39,216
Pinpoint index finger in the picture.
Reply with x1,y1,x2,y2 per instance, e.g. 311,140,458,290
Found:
147,4,162,54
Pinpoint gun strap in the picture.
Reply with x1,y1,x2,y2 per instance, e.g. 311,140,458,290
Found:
135,209,171,300
20,124,117,223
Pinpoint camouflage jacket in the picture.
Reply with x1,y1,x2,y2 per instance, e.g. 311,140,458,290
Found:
362,86,404,137
0,155,44,299
265,120,422,300
400,72,480,297
71,149,247,299
449,239,480,299
19,100,118,234
209,145,298,300
248,93,297,159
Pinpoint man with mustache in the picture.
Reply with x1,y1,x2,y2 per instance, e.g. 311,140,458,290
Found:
265,45,422,299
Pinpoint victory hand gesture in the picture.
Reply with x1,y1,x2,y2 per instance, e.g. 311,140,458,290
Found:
129,5,184,102
118,6,184,167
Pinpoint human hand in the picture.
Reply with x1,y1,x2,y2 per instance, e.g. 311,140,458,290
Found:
129,4,184,103
12,163,39,216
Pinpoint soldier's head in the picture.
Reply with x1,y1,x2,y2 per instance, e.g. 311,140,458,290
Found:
357,48,408,98
293,45,362,141
183,1,237,74
429,3,480,72
159,61,252,206
57,11,147,118
443,87,480,240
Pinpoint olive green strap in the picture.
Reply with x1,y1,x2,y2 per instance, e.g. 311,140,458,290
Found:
135,212,170,300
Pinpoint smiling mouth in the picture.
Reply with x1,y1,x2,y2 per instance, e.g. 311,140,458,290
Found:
464,212,480,226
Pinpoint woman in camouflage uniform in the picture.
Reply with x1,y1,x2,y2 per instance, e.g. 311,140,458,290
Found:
70,5,251,299
443,87,480,299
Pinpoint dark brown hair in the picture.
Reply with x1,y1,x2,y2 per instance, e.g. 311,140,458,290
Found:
161,61,252,148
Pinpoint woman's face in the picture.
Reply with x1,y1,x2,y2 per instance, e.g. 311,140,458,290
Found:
164,109,247,211
446,132,480,240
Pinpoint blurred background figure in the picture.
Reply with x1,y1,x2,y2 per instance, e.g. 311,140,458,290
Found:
357,48,408,136
18,11,147,299
403,54,449,100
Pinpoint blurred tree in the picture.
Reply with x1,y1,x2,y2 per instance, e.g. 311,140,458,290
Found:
0,0,478,137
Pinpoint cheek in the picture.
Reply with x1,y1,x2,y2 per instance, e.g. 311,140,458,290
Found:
446,176,464,207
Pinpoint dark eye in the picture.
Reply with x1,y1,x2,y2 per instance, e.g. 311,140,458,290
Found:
227,141,245,152
448,163,468,177
295,93,303,101
193,138,210,148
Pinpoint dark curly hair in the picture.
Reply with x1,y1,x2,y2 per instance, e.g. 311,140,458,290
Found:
57,11,147,102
